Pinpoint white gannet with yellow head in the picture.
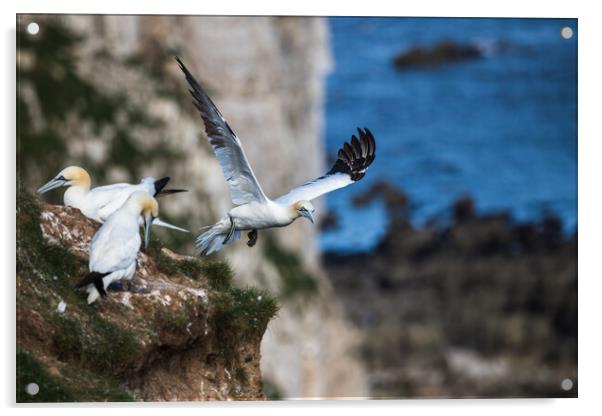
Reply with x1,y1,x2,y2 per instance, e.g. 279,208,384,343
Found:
76,191,158,304
37,166,187,232
176,57,377,255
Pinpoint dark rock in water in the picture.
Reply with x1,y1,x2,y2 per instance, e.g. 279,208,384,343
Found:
353,180,410,224
453,196,475,223
393,41,482,70
319,211,340,231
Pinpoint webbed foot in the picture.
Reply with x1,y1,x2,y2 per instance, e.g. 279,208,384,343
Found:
107,281,128,292
247,230,258,247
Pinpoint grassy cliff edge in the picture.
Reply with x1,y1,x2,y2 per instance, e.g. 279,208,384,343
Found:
16,184,278,402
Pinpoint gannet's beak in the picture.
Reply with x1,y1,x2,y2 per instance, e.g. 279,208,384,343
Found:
153,218,189,233
144,214,156,248
300,209,315,224
37,176,68,194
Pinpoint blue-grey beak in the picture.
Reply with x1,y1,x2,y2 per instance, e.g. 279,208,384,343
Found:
144,214,156,248
153,218,189,233
37,177,68,194
301,209,315,224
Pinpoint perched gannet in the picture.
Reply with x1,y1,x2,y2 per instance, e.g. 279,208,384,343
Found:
37,166,187,232
176,57,377,255
76,191,158,304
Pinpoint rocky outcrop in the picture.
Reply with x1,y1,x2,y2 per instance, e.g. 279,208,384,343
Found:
17,187,277,402
324,183,578,398
393,41,482,70
17,15,367,398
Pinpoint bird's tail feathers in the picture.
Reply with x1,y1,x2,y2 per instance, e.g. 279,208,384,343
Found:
76,271,110,304
153,177,171,195
156,188,188,197
196,222,240,256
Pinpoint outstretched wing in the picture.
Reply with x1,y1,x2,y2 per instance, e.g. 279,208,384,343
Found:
276,128,376,205
176,57,268,205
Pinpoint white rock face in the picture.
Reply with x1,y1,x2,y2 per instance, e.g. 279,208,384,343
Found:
25,15,367,398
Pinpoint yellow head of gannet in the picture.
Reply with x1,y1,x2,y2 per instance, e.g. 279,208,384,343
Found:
37,166,91,194
292,200,316,224
129,191,159,248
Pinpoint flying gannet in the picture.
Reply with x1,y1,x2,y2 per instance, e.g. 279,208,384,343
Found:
176,57,376,255
76,191,158,304
37,166,188,232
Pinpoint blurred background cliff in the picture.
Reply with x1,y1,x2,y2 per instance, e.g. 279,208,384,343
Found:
17,15,577,398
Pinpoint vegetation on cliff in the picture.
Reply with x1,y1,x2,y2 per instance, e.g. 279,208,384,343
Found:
16,184,278,402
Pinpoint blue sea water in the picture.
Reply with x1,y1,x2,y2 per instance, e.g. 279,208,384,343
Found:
320,17,577,253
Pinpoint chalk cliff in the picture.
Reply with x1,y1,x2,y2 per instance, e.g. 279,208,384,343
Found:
17,15,367,399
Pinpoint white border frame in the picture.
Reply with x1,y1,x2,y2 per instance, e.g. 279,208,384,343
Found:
3,1,599,414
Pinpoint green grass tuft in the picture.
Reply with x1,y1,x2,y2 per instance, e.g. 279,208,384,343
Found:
212,287,279,339
210,287,279,368
153,307,191,334
59,365,134,402
16,181,90,312
16,349,75,403
152,245,234,291
16,181,83,281
51,315,84,360
201,260,234,291
51,313,140,377
16,349,135,403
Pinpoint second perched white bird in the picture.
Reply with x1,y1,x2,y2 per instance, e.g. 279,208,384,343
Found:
76,191,158,304
37,166,187,232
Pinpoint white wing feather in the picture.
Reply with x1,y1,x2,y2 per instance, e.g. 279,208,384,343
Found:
275,173,353,205
89,214,141,274
91,184,146,222
276,128,377,205
177,58,267,205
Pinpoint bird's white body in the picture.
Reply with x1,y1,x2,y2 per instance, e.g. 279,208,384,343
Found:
65,179,155,222
82,192,157,304
228,201,295,230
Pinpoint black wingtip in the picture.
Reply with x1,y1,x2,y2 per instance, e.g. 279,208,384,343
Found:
328,127,377,181
177,53,240,144
154,177,171,195
175,56,196,82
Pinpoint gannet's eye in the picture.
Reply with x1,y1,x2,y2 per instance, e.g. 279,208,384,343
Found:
57,175,67,181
